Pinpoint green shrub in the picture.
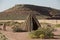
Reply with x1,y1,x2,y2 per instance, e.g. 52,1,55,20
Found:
29,27,54,39
55,24,60,27
39,34,45,39
29,32,37,38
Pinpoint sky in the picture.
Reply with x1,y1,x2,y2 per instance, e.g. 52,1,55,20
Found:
0,0,60,12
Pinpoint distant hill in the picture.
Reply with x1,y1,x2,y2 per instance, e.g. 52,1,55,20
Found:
0,4,60,20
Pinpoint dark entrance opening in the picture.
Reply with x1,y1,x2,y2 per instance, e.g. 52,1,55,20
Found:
32,17,38,30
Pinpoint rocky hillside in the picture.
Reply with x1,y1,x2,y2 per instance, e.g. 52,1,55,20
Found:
0,4,60,20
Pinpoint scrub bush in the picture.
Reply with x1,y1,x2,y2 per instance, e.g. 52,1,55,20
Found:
29,27,54,39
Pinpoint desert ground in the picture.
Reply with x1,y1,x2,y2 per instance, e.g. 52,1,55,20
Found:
0,20,60,24
0,27,60,40
0,20,60,40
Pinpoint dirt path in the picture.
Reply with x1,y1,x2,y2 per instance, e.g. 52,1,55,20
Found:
53,28,60,39
1,28,60,40
1,31,30,40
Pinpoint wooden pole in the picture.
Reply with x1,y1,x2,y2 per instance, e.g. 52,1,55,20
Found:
3,23,6,31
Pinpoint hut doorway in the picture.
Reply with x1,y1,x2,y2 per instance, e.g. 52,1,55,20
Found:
32,17,38,30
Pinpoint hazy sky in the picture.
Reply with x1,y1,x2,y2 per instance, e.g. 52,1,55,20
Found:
0,0,60,12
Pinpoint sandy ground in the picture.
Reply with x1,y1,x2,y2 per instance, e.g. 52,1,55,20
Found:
0,28,60,40
0,20,60,24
